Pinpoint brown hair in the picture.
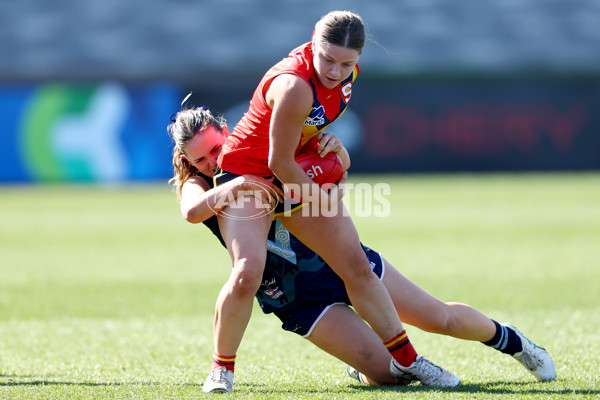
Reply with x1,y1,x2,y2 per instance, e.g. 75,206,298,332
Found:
314,10,366,54
167,107,226,200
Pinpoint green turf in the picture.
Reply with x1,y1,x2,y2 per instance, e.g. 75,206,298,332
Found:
1,173,599,399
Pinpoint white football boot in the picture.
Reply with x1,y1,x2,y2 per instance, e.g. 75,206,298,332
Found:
506,324,557,381
202,366,234,393
346,365,366,384
390,355,461,387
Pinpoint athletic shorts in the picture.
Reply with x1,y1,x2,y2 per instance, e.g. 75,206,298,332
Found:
213,168,305,218
273,244,385,338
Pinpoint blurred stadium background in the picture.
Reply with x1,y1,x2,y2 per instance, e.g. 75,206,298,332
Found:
1,0,599,183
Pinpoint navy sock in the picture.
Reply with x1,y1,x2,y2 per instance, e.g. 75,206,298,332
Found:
482,320,523,355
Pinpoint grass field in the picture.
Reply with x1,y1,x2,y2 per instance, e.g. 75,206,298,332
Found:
1,173,599,399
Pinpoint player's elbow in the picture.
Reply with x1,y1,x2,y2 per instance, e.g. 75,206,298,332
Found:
268,155,288,177
181,205,201,224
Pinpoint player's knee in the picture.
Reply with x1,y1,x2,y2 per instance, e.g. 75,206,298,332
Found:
339,252,375,284
428,308,458,334
230,258,263,296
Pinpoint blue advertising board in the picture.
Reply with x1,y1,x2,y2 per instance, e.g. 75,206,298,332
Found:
0,82,180,183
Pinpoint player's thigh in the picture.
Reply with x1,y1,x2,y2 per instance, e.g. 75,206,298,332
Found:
279,205,369,278
307,304,394,385
217,194,272,267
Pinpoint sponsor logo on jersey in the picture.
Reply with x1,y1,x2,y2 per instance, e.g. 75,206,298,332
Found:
264,286,284,299
262,277,284,299
305,105,326,126
340,82,353,104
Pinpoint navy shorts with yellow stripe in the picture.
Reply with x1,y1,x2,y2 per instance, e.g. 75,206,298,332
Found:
213,168,305,218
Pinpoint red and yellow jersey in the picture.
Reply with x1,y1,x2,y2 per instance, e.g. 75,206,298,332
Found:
218,41,359,176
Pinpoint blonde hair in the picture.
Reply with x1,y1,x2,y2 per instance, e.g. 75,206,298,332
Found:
167,107,226,200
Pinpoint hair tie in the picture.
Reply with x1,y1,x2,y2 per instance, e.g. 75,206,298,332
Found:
180,92,193,108
169,91,196,123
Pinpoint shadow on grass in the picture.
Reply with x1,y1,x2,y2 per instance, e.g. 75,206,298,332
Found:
1,381,124,387
237,380,599,396
1,377,597,397
0,377,200,388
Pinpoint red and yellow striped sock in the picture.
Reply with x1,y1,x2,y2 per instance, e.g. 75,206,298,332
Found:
211,352,236,372
384,331,418,367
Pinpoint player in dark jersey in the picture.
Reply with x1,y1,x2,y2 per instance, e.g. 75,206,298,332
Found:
167,106,557,393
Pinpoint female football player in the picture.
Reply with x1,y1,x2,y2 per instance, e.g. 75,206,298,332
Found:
204,10,452,392
167,106,556,393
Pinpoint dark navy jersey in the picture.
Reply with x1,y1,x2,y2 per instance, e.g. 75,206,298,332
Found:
197,173,359,314
197,173,384,336
196,173,226,248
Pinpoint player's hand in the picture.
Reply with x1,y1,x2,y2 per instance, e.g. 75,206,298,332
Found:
317,133,344,157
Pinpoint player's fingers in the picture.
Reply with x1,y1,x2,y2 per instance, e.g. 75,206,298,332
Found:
339,171,348,184
317,133,331,152
264,176,284,201
319,144,332,157
320,138,337,157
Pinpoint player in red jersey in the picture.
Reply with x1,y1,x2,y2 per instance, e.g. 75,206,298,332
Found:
206,10,457,392
209,11,449,391
217,38,358,176
205,10,462,392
